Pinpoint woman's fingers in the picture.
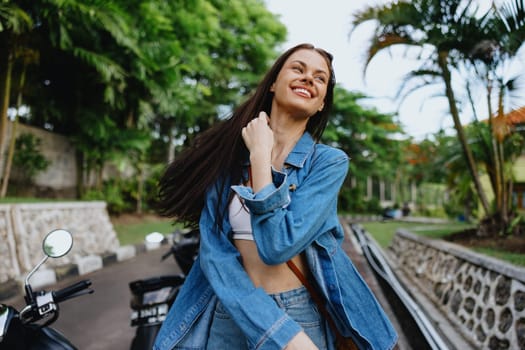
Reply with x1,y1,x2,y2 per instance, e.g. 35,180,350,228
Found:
242,112,273,153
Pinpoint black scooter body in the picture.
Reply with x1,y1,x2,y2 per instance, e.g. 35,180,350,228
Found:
129,230,199,350
1,308,76,350
0,229,93,350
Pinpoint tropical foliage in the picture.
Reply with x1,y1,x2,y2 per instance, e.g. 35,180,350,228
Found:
324,87,404,213
350,0,525,235
0,0,287,209
0,0,407,215
328,88,403,180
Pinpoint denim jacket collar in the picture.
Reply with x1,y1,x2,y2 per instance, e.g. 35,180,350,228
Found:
283,132,316,169
242,131,315,170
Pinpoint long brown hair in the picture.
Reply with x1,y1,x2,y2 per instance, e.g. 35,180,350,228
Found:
156,43,336,228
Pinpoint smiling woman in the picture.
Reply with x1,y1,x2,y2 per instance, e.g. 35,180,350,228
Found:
153,43,398,350
264,0,464,140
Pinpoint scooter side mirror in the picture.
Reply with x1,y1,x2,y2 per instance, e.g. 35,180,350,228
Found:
24,229,74,305
43,229,73,258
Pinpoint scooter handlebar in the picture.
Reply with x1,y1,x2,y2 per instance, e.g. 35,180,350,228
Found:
161,246,175,261
53,279,92,303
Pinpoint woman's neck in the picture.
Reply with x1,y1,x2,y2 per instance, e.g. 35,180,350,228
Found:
270,120,305,170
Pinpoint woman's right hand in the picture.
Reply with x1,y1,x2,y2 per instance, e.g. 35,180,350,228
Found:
241,111,273,156
284,331,319,350
241,111,273,192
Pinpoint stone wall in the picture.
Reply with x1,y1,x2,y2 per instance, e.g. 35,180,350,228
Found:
0,201,119,289
390,229,525,350
2,122,77,195
2,121,135,196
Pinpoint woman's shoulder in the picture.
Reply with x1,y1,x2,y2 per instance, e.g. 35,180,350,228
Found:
313,143,349,163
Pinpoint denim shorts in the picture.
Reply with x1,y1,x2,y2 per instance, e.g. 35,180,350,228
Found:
206,286,331,349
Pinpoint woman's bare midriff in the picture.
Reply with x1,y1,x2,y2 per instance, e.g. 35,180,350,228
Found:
234,239,310,294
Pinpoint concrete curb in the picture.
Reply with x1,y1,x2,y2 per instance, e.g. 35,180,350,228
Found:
0,237,171,301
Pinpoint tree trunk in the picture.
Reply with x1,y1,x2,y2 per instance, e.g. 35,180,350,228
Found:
498,141,508,225
96,163,103,191
496,90,508,227
0,58,26,197
167,123,175,164
75,150,85,198
136,162,144,214
486,84,503,220
0,47,14,185
438,52,491,216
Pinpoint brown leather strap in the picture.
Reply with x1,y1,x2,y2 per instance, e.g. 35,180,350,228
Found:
286,260,355,348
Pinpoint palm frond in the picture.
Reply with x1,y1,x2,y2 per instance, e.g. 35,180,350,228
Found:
496,0,525,54
395,69,443,108
498,0,525,31
0,3,32,33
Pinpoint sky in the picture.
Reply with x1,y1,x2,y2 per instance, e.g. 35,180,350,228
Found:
263,0,478,140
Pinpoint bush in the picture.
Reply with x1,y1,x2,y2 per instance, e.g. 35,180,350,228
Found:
338,185,384,215
365,197,383,214
82,181,131,215
12,133,50,182
81,163,165,215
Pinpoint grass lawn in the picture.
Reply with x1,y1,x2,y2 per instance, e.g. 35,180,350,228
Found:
360,220,525,267
110,214,180,246
359,221,474,248
0,197,66,203
114,216,525,267
469,247,525,267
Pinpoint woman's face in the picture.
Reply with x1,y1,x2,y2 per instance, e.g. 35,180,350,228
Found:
270,49,330,119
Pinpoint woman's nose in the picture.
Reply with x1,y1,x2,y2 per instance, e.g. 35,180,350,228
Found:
301,72,314,84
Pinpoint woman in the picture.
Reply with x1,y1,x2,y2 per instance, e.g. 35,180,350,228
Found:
154,43,397,350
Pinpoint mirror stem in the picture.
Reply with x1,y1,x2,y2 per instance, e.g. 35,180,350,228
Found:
24,256,48,304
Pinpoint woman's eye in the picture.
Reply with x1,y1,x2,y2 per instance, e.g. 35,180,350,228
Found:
315,76,326,83
292,66,303,73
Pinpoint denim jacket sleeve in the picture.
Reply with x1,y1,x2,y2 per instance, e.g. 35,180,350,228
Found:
198,179,302,350
233,145,349,265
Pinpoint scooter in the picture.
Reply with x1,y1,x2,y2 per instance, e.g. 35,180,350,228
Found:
128,229,199,350
0,229,93,350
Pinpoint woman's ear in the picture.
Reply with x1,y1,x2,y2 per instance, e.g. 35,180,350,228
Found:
318,103,325,112
270,83,275,92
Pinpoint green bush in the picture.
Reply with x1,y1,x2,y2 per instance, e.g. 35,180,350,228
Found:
82,180,131,215
12,133,50,182
365,197,383,214
81,163,164,215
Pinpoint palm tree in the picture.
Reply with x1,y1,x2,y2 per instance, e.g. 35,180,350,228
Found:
350,0,525,229
466,0,525,229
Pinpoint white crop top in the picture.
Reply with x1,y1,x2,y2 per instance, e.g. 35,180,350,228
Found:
229,194,253,240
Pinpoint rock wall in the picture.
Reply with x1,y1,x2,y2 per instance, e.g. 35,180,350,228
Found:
390,229,525,350
2,121,135,197
0,201,119,289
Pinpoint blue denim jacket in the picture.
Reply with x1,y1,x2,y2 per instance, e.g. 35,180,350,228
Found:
154,132,398,350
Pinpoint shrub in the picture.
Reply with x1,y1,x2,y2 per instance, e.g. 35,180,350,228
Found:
12,133,50,182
